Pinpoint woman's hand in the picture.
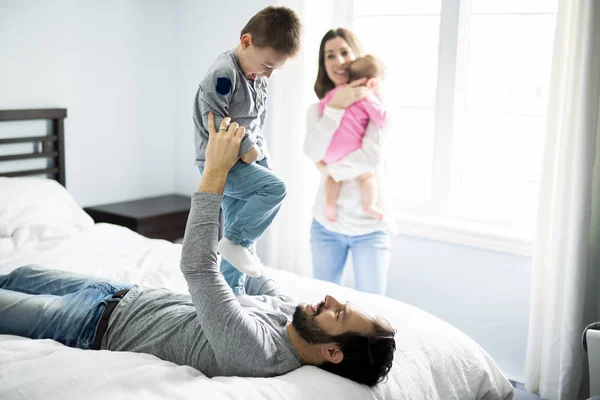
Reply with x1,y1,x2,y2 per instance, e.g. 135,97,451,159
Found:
327,78,370,109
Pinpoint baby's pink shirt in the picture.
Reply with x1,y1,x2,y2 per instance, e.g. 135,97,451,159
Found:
318,85,386,165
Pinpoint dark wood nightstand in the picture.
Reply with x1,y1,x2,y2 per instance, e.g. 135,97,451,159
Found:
84,194,191,242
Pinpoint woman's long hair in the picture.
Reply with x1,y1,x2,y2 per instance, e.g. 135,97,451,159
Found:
313,28,364,99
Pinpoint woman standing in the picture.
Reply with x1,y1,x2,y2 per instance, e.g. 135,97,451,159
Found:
304,28,392,295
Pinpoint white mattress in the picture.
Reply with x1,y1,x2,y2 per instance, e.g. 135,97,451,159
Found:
0,223,515,400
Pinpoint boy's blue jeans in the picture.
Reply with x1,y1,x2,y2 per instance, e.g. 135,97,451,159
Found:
0,265,131,349
199,159,286,294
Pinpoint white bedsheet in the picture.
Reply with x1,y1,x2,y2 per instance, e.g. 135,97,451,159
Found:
0,223,515,400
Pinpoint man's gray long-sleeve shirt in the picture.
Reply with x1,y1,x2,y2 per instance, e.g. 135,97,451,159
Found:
102,193,302,378
193,49,271,168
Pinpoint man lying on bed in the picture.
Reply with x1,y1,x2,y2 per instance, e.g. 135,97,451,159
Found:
0,112,396,387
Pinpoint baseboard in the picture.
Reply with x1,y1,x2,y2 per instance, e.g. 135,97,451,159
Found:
510,380,525,390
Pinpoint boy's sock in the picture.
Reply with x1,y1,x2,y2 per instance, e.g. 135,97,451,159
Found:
218,238,262,278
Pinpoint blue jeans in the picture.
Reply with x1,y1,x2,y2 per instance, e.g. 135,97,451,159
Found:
199,159,286,294
0,266,131,349
310,219,391,295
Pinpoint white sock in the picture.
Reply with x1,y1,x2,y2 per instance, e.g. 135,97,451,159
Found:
218,238,262,278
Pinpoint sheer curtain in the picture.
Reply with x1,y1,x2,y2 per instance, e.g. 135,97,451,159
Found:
524,1,600,399
258,0,334,276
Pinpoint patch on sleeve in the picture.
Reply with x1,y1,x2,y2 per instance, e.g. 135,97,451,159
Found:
215,77,232,95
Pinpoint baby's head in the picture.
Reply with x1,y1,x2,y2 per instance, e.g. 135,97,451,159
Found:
348,55,385,88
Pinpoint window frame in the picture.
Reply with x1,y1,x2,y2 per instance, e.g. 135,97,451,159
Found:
339,0,557,256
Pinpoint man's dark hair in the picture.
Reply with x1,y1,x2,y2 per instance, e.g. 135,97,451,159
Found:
318,317,396,387
240,6,302,57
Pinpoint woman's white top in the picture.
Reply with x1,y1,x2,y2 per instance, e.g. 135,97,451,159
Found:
304,103,395,236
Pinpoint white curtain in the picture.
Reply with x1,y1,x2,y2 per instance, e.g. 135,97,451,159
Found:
258,0,335,276
524,1,600,399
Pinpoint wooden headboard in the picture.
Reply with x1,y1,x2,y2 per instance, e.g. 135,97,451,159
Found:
0,109,67,186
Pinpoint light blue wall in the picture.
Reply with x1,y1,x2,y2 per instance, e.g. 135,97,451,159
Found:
384,235,531,382
0,0,179,206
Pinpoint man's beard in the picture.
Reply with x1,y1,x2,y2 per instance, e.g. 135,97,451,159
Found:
292,302,336,344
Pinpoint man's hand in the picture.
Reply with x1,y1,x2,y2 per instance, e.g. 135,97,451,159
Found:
240,145,262,164
198,112,245,194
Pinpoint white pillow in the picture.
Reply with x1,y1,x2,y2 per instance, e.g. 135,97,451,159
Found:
0,177,93,239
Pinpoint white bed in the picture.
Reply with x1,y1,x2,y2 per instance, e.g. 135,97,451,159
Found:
0,177,515,400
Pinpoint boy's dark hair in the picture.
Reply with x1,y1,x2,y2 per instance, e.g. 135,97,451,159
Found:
318,317,396,387
348,55,385,82
240,6,302,57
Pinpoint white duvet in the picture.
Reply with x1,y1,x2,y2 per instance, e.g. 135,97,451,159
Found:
0,223,515,400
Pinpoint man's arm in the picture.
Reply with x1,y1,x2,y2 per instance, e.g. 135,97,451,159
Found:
181,114,264,367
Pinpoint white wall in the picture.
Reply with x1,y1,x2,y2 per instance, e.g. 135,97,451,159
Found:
0,0,178,206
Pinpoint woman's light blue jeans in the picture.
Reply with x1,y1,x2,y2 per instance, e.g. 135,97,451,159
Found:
310,219,391,295
199,159,286,295
0,265,131,349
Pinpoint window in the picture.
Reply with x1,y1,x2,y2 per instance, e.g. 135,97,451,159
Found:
343,0,558,255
